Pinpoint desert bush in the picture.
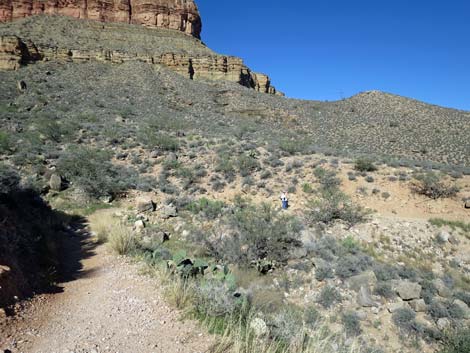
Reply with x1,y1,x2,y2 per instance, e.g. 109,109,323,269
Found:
335,254,372,279
411,172,459,199
215,155,236,178
139,129,179,152
307,188,366,226
354,158,377,172
260,170,272,180
304,305,322,328
0,163,20,194
269,306,305,344
279,139,304,155
315,264,334,281
373,263,399,281
207,201,302,267
194,279,243,317
237,154,260,177
438,327,470,353
186,198,225,220
0,130,13,154
108,223,136,255
374,281,395,299
392,307,416,335
302,183,314,194
313,167,341,190
317,285,342,308
342,312,362,337
58,147,137,198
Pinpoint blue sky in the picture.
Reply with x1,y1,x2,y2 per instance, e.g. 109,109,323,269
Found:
197,1,470,110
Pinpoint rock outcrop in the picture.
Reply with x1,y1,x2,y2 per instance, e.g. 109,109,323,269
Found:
0,0,202,38
0,35,283,95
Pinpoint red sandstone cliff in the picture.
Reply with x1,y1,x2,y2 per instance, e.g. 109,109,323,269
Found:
0,0,202,38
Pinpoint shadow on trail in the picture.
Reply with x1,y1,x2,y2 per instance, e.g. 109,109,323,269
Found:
0,188,98,315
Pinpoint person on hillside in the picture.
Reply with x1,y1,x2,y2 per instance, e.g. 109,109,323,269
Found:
280,191,289,210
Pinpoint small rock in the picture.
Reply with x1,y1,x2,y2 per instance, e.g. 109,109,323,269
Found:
0,265,11,278
161,204,177,219
357,286,379,307
432,279,452,298
388,301,409,313
409,299,427,312
134,220,145,231
436,231,450,243
0,308,6,319
167,152,178,162
465,200,470,209
453,299,470,319
137,199,156,213
49,173,63,191
289,246,308,260
437,318,451,330
150,150,161,158
249,318,269,337
395,281,422,300
347,271,378,292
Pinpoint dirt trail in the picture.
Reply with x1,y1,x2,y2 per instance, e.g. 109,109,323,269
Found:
0,227,212,353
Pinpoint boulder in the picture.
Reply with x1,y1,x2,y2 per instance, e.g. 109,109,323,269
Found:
388,301,409,313
249,318,269,337
347,271,378,292
395,281,422,300
49,173,62,191
453,299,470,319
409,299,427,312
136,199,156,213
436,231,450,243
17,80,26,91
432,279,452,298
437,318,451,330
161,205,177,219
357,286,379,307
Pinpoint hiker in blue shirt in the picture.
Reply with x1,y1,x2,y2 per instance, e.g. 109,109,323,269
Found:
280,191,289,209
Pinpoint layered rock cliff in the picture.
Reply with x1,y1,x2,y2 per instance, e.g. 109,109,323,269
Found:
0,33,283,95
0,0,202,38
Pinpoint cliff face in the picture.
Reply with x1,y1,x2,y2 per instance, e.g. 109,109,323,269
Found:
0,0,202,38
0,34,283,95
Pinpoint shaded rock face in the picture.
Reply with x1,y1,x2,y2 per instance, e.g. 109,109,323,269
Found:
0,0,202,38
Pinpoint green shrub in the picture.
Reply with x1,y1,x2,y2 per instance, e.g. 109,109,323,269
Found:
315,264,334,281
392,307,416,335
269,306,304,343
313,167,341,190
0,163,20,194
374,281,395,299
57,147,137,198
302,183,314,194
307,187,367,226
186,198,225,220
207,201,302,267
439,328,470,353
107,223,136,255
335,254,372,278
237,154,260,177
317,285,342,308
412,172,459,199
194,279,242,317
354,158,377,172
0,130,13,154
342,311,362,337
139,129,179,151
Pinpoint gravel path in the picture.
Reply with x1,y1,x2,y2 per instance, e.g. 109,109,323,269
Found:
0,230,212,353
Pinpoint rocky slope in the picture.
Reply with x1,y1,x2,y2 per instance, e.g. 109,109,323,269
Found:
0,16,282,94
0,0,202,38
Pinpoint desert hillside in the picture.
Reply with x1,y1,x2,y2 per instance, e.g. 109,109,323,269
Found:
0,7,469,353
